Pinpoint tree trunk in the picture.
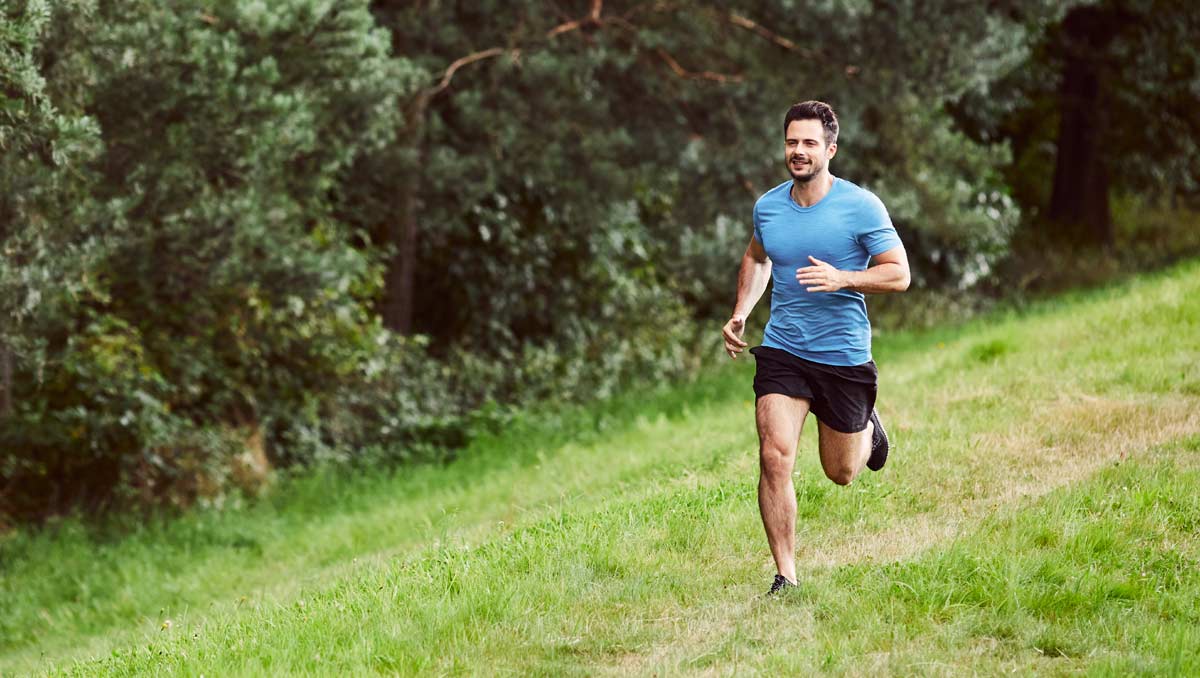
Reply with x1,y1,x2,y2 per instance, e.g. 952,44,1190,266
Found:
0,339,12,418
382,99,427,335
383,175,419,335
1047,6,1121,248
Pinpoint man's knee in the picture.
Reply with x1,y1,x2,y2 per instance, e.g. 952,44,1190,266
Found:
823,464,857,486
759,442,794,480
817,424,868,486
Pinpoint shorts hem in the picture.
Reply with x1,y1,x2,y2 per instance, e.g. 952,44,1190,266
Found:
810,413,871,435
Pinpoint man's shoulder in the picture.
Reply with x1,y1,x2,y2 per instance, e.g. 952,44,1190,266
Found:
832,177,884,205
831,177,890,223
754,180,792,210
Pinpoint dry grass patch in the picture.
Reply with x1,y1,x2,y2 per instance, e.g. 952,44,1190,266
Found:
803,394,1200,569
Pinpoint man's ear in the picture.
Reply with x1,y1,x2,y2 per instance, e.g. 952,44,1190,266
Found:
827,142,837,160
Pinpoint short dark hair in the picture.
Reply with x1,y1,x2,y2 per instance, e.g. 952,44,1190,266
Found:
783,100,838,146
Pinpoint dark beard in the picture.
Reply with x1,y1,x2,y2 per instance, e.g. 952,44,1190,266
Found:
789,161,820,183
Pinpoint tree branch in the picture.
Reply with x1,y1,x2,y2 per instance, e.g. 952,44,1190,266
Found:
656,49,743,83
424,47,517,100
422,0,606,101
418,0,749,102
547,0,603,37
726,12,811,56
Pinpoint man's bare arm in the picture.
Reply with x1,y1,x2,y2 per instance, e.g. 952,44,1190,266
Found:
723,236,772,359
794,245,910,294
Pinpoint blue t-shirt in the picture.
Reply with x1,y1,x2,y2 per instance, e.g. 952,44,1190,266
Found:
752,177,902,366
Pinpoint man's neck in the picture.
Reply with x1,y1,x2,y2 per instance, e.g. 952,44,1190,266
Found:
790,171,834,207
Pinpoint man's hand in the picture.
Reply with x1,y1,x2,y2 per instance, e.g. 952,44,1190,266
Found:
796,256,848,292
722,315,748,359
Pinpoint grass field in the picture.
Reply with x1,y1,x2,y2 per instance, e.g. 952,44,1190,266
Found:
3,261,1199,676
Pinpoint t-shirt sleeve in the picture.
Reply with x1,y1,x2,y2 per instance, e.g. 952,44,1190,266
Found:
857,192,902,256
752,202,764,245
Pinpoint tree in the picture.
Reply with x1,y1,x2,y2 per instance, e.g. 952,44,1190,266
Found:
1046,3,1127,246
1,0,107,512
2,0,411,519
0,0,103,414
955,0,1200,249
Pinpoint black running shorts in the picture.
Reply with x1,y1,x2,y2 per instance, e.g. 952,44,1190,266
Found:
750,345,877,434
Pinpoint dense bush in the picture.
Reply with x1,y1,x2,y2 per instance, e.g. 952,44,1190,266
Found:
2,0,407,519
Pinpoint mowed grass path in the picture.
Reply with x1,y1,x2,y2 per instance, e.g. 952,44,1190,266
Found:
3,261,1200,676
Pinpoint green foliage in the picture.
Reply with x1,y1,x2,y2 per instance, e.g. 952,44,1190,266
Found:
954,0,1200,231
1091,0,1200,199
1,0,111,513
382,0,1056,327
0,0,104,345
1,0,410,518
4,0,1196,522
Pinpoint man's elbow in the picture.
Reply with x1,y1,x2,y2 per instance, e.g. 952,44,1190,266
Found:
895,269,911,292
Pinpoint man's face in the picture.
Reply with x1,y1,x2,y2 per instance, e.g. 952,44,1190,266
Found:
784,119,836,183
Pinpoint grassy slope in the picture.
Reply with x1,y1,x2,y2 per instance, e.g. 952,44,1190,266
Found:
2,260,1199,676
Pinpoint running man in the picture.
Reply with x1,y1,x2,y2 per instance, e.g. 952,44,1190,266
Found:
721,101,910,595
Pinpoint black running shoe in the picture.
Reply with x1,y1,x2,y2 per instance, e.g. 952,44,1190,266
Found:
866,408,889,471
767,574,796,596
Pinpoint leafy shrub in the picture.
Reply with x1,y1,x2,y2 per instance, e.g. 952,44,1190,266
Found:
1,0,405,521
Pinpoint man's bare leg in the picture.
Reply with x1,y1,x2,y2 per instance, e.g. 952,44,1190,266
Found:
816,419,873,486
756,393,809,584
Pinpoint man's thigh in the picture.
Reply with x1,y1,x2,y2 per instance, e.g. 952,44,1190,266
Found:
756,393,811,455
816,419,870,471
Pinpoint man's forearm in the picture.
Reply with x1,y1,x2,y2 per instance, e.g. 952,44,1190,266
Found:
843,262,910,294
733,256,772,318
